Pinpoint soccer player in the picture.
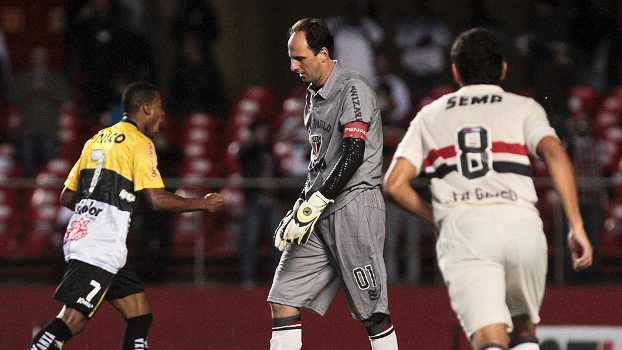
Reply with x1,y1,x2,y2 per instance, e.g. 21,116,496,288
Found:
28,82,224,350
268,18,398,350
384,28,593,350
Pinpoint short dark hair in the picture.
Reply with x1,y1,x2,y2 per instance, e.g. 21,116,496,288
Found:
288,18,335,59
450,28,504,85
122,81,158,117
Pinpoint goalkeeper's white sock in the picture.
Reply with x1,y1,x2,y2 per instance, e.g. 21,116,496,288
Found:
270,315,302,350
369,325,398,350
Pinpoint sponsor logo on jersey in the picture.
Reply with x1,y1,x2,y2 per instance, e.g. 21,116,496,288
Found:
92,130,126,144
76,296,94,309
119,189,136,203
64,218,90,242
148,142,157,178
349,85,362,119
344,121,368,140
446,94,503,109
75,202,104,217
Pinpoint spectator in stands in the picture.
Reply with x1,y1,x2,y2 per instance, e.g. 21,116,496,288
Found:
237,119,283,286
9,45,70,178
71,0,155,124
391,0,451,99
567,0,622,92
169,0,228,120
563,114,608,284
374,50,412,127
166,33,227,122
326,0,385,86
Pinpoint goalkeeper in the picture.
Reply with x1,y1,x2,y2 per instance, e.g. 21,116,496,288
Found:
267,18,398,350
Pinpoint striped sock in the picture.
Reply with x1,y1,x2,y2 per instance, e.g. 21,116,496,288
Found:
369,324,397,350
270,315,302,350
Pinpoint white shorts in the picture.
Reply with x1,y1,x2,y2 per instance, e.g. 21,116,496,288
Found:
436,204,548,338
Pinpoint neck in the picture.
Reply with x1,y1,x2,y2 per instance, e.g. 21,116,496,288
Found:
315,60,335,88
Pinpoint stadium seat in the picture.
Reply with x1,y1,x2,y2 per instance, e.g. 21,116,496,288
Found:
591,109,621,139
568,85,600,117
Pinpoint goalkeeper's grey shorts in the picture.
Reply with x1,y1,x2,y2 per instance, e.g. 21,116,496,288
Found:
268,188,390,321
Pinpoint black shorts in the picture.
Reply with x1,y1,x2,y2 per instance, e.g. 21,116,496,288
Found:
54,260,145,317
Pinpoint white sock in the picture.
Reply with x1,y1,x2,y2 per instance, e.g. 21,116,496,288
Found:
369,325,398,350
510,342,539,350
270,328,302,350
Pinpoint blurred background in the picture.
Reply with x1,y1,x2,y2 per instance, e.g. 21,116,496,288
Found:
1,0,622,348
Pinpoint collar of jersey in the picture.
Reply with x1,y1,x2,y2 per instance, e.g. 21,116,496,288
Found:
309,60,342,100
120,117,138,128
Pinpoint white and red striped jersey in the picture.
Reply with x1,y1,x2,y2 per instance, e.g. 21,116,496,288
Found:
394,84,557,222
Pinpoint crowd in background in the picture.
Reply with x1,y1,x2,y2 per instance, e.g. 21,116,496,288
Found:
0,0,622,286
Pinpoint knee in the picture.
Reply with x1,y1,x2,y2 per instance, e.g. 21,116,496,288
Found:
270,302,299,319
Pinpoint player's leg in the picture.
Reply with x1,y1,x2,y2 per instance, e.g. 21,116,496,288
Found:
508,315,539,349
505,208,547,350
363,313,397,350
331,189,398,349
107,265,152,350
29,306,86,350
268,227,340,350
29,259,114,349
269,303,303,350
437,207,512,350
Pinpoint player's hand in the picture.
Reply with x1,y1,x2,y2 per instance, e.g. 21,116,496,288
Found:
274,199,303,251
567,226,593,271
202,192,224,212
283,191,333,246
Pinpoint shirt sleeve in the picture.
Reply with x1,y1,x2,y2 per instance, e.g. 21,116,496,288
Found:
133,140,165,191
524,99,558,157
339,79,375,125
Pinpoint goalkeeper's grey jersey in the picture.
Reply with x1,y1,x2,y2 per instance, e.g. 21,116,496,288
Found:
303,62,383,216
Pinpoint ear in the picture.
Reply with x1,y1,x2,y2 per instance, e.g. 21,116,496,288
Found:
451,64,462,85
500,61,508,81
319,47,329,63
142,103,151,116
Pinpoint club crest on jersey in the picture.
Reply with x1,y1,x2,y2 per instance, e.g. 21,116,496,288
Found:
310,134,322,156
64,218,90,242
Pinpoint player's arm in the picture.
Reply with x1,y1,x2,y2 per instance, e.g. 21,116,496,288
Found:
141,187,223,213
383,158,435,226
537,135,593,271
318,121,368,199
60,187,77,210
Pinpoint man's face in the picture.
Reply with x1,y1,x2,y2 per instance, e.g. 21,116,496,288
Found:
288,31,323,84
144,92,165,138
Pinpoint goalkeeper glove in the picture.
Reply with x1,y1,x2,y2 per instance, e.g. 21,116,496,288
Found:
273,199,303,251
284,191,333,246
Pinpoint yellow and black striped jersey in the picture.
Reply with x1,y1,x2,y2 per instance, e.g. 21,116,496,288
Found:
63,120,165,273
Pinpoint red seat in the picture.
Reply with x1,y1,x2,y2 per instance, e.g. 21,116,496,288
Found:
568,85,600,117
